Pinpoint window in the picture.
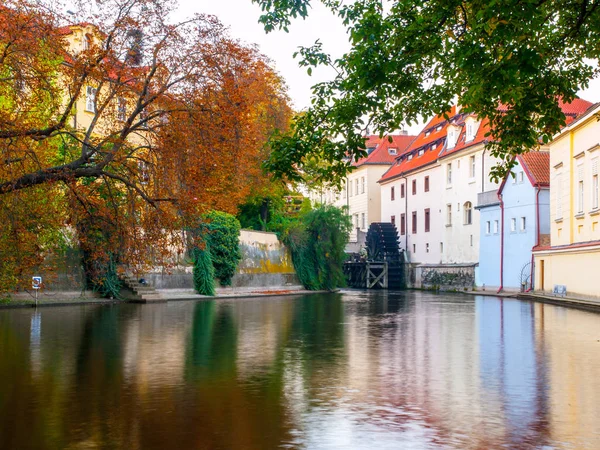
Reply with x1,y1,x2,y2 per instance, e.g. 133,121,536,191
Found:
355,214,359,229
355,179,359,196
412,211,417,234
391,186,395,201
520,217,526,231
466,121,474,141
401,184,405,198
391,215,396,226
446,163,452,185
83,34,92,51
349,180,353,197
425,208,430,232
431,143,437,150
361,213,366,229
470,234,473,246
592,158,599,210
361,177,365,194
555,172,563,218
426,243,430,253
117,97,126,121
486,221,491,235
493,220,499,234
440,242,444,253
389,147,397,155
85,86,96,113
578,164,584,213
518,171,524,183
412,179,417,195
139,108,149,129
418,149,424,156
424,176,430,192
446,204,452,225
469,155,476,178
447,127,457,149
400,213,406,235
511,218,517,232
413,244,416,253
464,201,472,225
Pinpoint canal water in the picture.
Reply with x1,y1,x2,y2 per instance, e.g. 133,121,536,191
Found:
0,291,599,449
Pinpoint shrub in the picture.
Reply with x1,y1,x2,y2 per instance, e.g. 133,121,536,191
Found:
192,245,215,296
283,205,351,290
202,211,241,286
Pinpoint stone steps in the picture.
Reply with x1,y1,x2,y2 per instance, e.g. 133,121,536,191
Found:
120,274,165,303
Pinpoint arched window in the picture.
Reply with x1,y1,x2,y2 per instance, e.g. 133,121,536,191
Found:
464,201,473,225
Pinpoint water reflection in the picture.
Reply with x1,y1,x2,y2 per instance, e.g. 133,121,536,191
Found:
0,292,599,449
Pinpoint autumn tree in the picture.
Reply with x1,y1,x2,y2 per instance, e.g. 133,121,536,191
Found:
254,0,600,183
0,0,291,292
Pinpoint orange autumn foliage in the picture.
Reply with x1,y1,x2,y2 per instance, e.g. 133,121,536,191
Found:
0,0,292,292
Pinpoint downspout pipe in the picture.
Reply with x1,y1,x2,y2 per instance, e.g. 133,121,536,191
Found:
527,187,542,292
401,175,408,255
497,192,504,293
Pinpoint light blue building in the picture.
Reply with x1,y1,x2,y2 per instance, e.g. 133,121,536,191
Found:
476,153,550,291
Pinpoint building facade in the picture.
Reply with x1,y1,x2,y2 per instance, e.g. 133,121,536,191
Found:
478,153,550,291
534,102,600,299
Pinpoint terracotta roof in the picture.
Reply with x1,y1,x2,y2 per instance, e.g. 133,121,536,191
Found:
518,151,550,187
354,134,416,167
379,106,458,182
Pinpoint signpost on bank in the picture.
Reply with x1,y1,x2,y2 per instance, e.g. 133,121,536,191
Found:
32,276,42,306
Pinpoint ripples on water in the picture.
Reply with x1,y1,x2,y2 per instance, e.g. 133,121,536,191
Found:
0,291,599,449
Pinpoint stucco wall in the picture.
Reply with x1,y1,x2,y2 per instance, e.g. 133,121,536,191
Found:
478,204,501,289
147,230,299,289
534,245,600,299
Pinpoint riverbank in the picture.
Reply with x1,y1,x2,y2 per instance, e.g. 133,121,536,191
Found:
0,287,334,309
422,287,600,312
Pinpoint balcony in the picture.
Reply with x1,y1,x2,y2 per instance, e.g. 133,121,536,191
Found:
476,190,500,209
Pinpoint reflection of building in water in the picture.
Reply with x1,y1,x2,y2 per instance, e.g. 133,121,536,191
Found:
122,305,191,388
477,297,548,447
534,303,600,449
233,299,295,378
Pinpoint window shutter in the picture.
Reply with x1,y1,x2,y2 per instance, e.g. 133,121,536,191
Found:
578,164,584,180
592,158,598,175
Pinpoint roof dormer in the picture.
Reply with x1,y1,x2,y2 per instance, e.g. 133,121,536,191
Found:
446,124,460,149
464,116,480,143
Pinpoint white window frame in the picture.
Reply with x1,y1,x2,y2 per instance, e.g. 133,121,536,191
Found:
493,220,499,234
446,204,452,225
510,218,517,232
469,155,476,178
361,177,365,194
520,217,526,232
486,221,491,235
85,86,97,113
446,163,452,185
592,158,599,211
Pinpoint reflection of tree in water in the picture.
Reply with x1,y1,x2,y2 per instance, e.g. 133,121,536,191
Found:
164,300,293,450
185,300,237,380
289,293,345,362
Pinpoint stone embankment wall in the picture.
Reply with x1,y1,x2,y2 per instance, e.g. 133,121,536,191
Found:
407,263,477,291
146,230,300,289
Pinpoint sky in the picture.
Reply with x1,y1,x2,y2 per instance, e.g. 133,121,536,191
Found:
176,0,600,135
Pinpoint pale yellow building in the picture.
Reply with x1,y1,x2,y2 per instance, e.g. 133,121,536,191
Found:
534,102,600,299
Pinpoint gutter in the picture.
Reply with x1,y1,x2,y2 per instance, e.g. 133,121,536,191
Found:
498,192,504,293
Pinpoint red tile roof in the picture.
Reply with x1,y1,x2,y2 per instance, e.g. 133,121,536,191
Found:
518,151,550,187
379,106,459,182
354,134,416,167
380,97,594,184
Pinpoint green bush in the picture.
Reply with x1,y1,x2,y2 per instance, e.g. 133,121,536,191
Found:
283,205,351,290
192,245,215,296
202,211,241,286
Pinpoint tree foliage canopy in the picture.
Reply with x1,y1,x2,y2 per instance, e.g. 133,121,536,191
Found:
0,0,291,291
254,0,600,183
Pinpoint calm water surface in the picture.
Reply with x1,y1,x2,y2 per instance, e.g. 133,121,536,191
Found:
1,291,599,449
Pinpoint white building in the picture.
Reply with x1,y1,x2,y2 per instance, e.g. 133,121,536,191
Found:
309,134,415,242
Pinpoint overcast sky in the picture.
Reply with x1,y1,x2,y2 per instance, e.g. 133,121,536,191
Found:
176,0,600,134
